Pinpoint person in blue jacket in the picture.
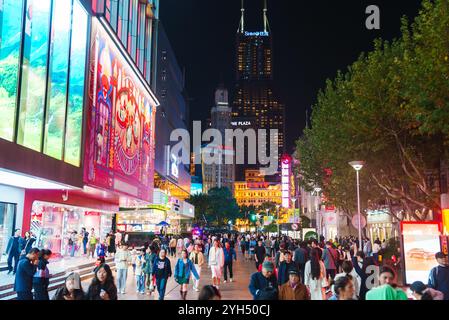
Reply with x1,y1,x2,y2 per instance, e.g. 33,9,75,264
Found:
428,252,449,300
174,249,199,300
152,248,172,300
248,261,278,300
14,248,40,300
33,249,52,300
6,229,25,274
278,250,299,286
223,242,237,283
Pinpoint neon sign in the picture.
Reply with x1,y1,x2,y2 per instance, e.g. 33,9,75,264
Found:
244,31,269,37
281,154,292,208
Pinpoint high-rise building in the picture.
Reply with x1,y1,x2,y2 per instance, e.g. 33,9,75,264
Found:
232,0,285,180
202,85,235,193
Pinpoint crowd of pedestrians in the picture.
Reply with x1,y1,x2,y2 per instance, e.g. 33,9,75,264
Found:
5,229,449,301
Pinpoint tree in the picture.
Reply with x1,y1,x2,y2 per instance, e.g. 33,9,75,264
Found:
295,0,448,221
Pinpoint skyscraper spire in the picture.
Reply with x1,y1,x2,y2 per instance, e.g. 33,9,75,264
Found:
263,0,270,33
238,0,245,33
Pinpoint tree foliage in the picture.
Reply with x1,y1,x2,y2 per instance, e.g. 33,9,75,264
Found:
296,0,448,221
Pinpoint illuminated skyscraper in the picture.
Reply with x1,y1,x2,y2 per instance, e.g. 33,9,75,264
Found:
232,0,285,180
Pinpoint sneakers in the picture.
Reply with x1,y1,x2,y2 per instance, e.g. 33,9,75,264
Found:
230,278,233,282
223,280,227,283
121,290,126,294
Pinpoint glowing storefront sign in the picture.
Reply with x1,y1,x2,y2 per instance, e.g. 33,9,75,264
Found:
281,154,291,208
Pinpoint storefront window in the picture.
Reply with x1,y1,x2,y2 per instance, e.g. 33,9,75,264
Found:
17,0,52,151
64,0,88,167
0,202,16,263
31,201,113,257
0,0,25,141
43,0,72,160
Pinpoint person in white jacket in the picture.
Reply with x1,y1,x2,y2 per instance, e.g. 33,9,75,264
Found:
304,248,327,300
114,243,132,294
208,239,224,289
332,260,360,299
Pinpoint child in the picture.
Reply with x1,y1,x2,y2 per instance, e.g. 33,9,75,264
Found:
131,246,138,275
96,239,107,260
135,249,145,294
93,256,106,272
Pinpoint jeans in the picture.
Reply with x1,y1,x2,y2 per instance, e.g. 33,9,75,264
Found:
192,265,201,290
83,240,88,254
117,268,128,293
223,261,233,281
33,283,49,300
7,252,20,273
70,244,76,257
17,291,33,300
136,275,145,293
156,277,167,300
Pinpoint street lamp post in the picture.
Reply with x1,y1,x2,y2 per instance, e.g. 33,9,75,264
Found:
349,160,365,250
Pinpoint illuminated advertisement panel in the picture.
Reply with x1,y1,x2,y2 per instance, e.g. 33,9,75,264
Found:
401,222,441,284
84,19,157,202
281,154,291,208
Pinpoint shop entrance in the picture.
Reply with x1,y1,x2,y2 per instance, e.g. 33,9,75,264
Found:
0,202,16,264
30,201,113,258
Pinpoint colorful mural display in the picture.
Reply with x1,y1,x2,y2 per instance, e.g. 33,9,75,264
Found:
84,19,157,202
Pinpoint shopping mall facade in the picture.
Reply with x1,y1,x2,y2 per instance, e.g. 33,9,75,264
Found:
0,0,193,260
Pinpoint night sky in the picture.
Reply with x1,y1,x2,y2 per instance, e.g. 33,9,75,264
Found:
159,0,423,153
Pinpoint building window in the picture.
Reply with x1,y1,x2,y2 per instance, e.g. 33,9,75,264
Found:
128,0,138,60
117,0,129,48
43,0,72,160
0,0,25,141
17,0,52,151
64,0,88,166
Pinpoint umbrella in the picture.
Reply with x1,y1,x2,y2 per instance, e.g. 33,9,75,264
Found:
156,221,170,227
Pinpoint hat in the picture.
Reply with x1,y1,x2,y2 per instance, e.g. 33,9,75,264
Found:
66,272,81,290
435,252,447,259
262,261,274,272
288,269,299,276
410,281,427,294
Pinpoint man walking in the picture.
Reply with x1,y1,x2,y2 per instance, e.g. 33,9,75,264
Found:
6,229,24,275
223,242,237,283
254,239,266,270
428,252,449,300
249,261,278,300
14,248,40,300
322,241,338,280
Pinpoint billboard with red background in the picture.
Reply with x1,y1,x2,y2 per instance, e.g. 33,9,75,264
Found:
84,19,157,202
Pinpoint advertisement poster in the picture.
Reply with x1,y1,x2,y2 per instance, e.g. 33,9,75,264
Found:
401,222,441,284
84,19,157,202
302,228,318,241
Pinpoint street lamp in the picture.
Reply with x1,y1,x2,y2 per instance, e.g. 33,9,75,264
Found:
349,160,365,250
313,187,322,236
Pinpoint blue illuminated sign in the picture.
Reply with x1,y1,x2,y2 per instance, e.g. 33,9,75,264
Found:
244,31,269,37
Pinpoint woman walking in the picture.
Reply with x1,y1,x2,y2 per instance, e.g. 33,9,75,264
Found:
175,249,200,300
208,239,224,289
304,248,327,300
152,249,172,300
143,245,157,294
86,264,118,300
114,242,131,294
189,244,205,292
